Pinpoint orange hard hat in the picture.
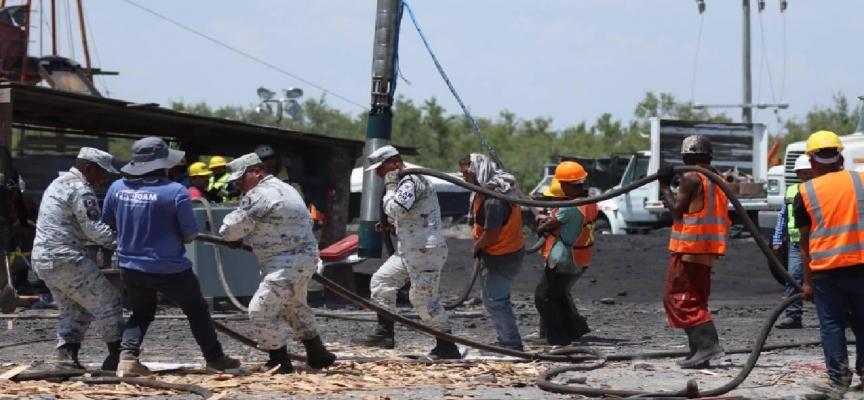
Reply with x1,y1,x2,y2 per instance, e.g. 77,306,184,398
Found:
554,161,588,183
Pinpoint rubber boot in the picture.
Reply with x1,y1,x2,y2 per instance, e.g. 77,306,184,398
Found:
570,310,592,341
428,331,462,360
679,330,709,368
257,346,293,374
678,321,724,368
100,341,122,371
355,315,395,349
302,336,337,369
56,343,84,370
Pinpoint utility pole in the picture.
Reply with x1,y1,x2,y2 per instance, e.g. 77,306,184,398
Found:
742,0,752,125
358,0,401,259
691,0,787,120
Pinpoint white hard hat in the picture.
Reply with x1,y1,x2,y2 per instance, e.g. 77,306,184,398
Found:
255,144,275,159
793,154,811,171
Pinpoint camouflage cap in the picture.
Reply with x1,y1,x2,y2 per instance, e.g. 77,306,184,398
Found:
77,147,119,173
226,153,263,182
364,145,400,172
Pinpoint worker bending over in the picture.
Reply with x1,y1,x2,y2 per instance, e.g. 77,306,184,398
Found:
795,131,864,396
103,138,240,376
220,153,337,373
31,148,125,370
657,135,729,368
772,154,814,329
535,161,596,345
460,153,525,351
356,145,460,359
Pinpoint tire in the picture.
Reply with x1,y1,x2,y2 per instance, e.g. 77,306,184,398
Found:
595,218,612,235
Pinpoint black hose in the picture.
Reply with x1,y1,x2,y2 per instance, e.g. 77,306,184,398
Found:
443,258,480,310
399,167,799,292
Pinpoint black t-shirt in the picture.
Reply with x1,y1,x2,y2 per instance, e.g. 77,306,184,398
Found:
792,193,810,229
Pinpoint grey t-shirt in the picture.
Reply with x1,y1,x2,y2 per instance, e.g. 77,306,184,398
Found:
477,198,512,230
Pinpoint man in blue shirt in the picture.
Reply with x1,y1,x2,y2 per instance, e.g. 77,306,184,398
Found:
772,154,814,329
102,138,241,376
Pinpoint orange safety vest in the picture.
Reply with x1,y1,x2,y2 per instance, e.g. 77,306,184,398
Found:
800,170,864,272
668,173,730,255
540,203,599,268
472,193,525,256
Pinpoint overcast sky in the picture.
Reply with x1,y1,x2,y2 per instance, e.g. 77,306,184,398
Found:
34,0,864,135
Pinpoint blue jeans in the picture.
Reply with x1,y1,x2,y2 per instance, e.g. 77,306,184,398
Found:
479,249,524,350
784,243,804,320
813,273,864,385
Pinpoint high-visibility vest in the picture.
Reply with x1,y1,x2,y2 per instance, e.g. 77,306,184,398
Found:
785,184,801,242
471,193,524,256
207,173,238,202
540,203,598,267
800,171,864,272
668,173,730,255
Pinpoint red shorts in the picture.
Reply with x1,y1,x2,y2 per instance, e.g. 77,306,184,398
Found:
663,254,713,329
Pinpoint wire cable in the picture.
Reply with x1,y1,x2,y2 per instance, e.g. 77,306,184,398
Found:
117,0,367,110
757,11,777,105
689,13,705,105
64,0,74,59
401,0,504,170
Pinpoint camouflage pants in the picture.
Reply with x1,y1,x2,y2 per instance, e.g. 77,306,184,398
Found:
249,259,319,350
33,256,124,346
370,247,449,331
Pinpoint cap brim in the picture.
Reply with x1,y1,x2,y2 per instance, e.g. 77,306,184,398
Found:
101,163,119,174
120,149,187,175
364,161,384,172
226,170,244,182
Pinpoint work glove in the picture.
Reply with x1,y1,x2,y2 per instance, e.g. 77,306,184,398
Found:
656,165,677,187
384,170,401,192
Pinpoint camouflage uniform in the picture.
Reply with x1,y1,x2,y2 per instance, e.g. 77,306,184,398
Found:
31,151,123,347
371,172,450,331
220,166,320,350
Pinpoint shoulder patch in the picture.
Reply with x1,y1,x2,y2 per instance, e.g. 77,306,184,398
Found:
239,196,251,209
83,195,100,221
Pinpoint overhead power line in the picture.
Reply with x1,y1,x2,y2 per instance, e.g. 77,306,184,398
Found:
119,0,367,110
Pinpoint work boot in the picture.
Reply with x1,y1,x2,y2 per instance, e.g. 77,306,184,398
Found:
56,343,84,370
678,321,725,369
680,329,709,368
257,346,294,374
776,317,803,329
355,315,395,349
100,341,122,371
570,312,592,341
302,336,337,369
428,331,462,360
205,354,242,372
117,359,152,376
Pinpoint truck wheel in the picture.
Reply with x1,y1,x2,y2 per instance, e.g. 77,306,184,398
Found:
595,218,612,235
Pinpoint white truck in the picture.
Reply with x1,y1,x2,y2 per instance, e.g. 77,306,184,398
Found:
596,117,772,235
757,96,864,285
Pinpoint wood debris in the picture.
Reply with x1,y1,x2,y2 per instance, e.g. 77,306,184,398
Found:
0,361,543,397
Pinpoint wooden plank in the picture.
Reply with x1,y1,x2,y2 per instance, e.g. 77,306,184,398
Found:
0,364,29,379
0,88,12,150
320,146,358,301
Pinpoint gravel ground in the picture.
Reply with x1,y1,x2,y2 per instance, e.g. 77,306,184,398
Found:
0,232,857,399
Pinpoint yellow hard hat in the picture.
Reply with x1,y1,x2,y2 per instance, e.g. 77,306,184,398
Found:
554,161,588,183
543,178,566,198
806,130,844,155
208,156,228,169
188,162,212,177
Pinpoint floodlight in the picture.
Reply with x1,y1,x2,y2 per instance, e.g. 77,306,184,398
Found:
257,87,276,101
284,87,304,100
286,100,303,121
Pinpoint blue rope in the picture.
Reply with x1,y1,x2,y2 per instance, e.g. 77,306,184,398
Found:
401,0,505,170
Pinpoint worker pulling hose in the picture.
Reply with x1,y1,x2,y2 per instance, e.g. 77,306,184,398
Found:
193,162,808,398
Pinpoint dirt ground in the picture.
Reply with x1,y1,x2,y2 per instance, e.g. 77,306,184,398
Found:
0,232,855,399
